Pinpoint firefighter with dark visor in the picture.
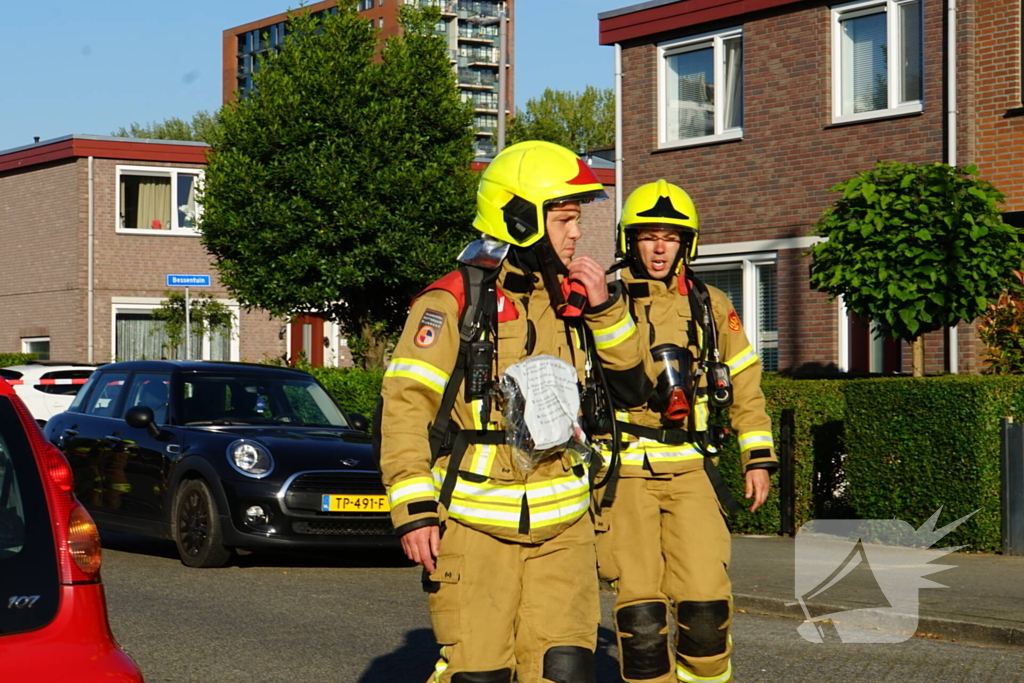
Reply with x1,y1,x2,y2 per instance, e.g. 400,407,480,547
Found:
378,141,655,683
602,180,777,683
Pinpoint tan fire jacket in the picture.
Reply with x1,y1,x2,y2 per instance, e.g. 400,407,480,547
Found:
615,267,777,478
380,259,655,544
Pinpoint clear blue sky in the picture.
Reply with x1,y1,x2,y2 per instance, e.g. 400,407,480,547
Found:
0,0,630,152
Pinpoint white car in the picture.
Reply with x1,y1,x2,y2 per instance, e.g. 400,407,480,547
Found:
0,363,98,426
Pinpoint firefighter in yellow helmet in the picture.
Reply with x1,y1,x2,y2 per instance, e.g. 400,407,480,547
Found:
378,141,655,683
601,180,777,683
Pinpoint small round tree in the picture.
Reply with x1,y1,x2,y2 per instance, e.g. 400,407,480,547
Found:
809,161,1024,376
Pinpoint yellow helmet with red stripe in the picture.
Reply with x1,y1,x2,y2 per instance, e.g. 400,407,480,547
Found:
474,141,607,247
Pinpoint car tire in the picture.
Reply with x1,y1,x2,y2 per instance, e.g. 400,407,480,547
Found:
172,479,234,569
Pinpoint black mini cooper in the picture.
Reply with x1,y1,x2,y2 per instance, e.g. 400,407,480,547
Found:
43,361,394,567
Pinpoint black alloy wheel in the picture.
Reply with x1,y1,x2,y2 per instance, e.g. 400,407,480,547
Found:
172,479,233,568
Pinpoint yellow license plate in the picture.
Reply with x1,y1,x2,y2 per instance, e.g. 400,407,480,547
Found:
320,494,390,513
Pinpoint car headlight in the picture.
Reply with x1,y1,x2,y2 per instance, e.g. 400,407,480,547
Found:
227,439,274,478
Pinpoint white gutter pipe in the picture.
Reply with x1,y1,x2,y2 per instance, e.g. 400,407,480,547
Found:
947,0,959,372
615,43,623,224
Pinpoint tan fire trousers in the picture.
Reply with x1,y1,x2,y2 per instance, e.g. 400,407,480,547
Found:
425,514,600,683
608,471,733,683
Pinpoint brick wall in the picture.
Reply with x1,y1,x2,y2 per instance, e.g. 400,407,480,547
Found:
972,0,1024,209
618,0,955,371
0,160,84,361
577,184,618,269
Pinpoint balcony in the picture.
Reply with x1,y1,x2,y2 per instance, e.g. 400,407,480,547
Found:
458,69,497,89
457,28,496,43
415,0,457,15
458,1,502,18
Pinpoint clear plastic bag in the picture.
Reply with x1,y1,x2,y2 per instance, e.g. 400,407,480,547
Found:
496,355,593,474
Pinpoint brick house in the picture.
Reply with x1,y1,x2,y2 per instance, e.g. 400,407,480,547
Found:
0,135,300,366
599,0,1024,374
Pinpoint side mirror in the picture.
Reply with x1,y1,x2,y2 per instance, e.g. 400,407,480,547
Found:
348,413,369,433
125,406,161,439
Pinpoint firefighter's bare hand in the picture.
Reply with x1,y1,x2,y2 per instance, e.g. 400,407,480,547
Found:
745,469,770,513
567,256,609,308
400,525,440,573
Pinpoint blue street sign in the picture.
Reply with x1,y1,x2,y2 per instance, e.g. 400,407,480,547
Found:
166,274,211,287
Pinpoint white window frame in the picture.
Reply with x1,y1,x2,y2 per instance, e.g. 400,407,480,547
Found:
690,252,778,365
21,336,50,359
657,27,744,150
831,0,923,125
115,165,204,237
110,297,240,363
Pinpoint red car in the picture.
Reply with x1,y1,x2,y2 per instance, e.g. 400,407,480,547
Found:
0,379,143,681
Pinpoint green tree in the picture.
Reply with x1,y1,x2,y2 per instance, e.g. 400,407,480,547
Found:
809,161,1024,376
507,86,615,154
199,2,477,369
152,292,235,359
112,110,219,144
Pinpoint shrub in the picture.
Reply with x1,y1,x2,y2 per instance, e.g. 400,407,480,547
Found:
841,375,1024,553
0,353,38,367
720,375,848,535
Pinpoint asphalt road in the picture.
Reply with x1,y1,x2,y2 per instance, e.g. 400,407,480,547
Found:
98,532,1024,683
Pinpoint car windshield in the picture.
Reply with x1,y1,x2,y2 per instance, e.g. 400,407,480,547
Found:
181,373,350,428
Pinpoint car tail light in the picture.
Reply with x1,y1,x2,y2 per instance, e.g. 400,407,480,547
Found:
8,392,102,583
67,504,103,576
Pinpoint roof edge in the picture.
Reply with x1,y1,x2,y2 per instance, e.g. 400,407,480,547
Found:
0,134,209,158
598,0,680,21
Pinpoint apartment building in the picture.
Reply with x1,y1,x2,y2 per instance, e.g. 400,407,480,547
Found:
599,0,1024,374
223,0,514,157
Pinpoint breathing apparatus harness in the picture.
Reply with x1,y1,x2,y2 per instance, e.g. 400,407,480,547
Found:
602,265,741,514
400,239,619,535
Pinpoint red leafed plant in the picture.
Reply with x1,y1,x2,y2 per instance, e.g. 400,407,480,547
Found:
978,271,1024,374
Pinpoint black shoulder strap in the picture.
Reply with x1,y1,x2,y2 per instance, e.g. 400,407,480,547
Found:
427,265,495,463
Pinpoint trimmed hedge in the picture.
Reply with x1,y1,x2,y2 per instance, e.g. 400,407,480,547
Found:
309,366,1021,552
720,376,848,535
0,353,38,367
841,375,1024,553
310,366,384,422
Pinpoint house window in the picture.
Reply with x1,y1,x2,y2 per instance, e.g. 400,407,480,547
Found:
111,299,238,362
379,17,385,28
117,166,202,234
658,28,743,148
832,0,922,123
21,337,50,361
692,255,778,371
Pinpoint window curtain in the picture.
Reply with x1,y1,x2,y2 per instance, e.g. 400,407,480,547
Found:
843,11,888,114
757,263,778,371
694,267,743,320
121,175,171,230
667,48,715,140
723,37,744,130
116,314,169,361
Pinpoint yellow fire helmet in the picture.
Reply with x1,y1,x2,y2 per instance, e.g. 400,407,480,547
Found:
474,141,607,247
617,179,700,276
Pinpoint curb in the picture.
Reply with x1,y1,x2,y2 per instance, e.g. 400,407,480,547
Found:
733,593,1024,649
